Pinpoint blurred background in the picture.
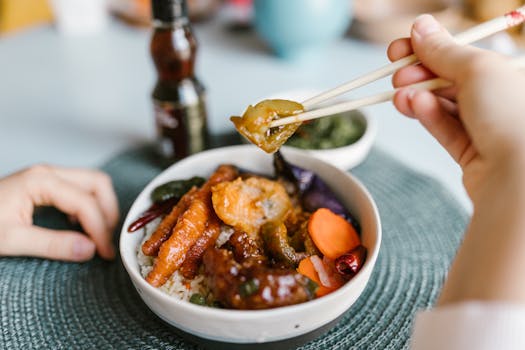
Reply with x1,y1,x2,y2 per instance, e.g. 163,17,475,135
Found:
3,0,524,45
1,0,524,208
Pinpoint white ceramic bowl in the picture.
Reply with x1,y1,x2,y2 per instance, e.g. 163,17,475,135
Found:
120,145,381,344
261,89,377,170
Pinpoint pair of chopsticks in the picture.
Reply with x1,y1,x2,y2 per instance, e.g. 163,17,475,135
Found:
270,6,525,128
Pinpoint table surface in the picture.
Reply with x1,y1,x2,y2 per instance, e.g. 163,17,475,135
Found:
0,14,469,209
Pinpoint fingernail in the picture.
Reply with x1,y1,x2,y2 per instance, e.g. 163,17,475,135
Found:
73,239,95,259
413,14,441,39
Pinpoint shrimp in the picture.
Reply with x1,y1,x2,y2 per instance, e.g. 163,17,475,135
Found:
211,176,292,238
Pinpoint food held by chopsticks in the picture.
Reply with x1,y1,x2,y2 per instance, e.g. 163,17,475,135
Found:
230,99,304,153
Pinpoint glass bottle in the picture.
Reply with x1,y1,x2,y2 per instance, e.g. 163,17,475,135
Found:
151,0,208,161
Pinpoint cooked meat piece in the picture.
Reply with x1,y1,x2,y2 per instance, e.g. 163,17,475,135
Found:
203,248,315,310
228,229,267,265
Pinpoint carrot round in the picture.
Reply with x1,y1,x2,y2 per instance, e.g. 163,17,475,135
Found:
297,257,335,297
307,208,360,260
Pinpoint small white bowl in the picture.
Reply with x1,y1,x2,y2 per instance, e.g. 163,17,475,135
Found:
260,89,377,170
120,145,381,344
295,110,376,170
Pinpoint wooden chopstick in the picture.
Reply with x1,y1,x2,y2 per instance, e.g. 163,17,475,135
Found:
270,56,525,128
270,78,450,127
300,6,525,111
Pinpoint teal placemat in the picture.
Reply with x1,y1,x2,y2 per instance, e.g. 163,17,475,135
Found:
0,145,468,349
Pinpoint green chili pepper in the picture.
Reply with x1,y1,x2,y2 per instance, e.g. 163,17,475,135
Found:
261,222,308,268
189,293,207,306
239,278,260,298
151,176,205,203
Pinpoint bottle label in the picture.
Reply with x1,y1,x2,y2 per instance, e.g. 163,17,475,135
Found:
153,99,208,160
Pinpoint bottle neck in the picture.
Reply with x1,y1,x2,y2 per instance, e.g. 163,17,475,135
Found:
152,0,189,24
152,18,189,29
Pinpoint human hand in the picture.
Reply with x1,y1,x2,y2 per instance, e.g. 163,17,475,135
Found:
0,165,119,262
389,15,525,305
388,14,525,203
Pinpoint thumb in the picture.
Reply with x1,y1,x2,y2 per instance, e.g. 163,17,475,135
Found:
1,225,96,262
410,15,490,83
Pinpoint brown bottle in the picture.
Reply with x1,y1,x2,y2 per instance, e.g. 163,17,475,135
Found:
151,0,208,161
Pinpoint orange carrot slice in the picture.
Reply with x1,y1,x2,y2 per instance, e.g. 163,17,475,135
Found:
307,208,360,260
297,257,337,297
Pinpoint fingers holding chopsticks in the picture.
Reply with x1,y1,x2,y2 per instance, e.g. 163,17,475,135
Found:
404,15,502,84
387,37,413,61
388,20,458,102
390,14,525,169
392,61,458,104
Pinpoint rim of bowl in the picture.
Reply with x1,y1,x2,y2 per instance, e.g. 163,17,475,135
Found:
119,145,382,320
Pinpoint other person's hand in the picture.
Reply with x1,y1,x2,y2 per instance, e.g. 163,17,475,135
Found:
0,165,119,262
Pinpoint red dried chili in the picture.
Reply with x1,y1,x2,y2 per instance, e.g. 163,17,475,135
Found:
127,198,178,233
334,245,367,278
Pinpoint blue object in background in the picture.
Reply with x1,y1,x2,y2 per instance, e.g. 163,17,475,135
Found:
254,0,351,61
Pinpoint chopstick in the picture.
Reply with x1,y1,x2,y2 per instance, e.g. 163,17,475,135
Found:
300,6,525,110
270,55,525,128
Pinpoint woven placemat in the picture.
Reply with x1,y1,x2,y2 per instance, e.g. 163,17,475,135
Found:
0,145,468,349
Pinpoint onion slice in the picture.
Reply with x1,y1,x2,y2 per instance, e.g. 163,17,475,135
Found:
310,255,333,288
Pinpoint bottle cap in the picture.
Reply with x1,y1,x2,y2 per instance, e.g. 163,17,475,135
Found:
152,0,188,22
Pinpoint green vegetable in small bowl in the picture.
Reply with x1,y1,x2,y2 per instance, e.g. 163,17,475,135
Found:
286,110,366,150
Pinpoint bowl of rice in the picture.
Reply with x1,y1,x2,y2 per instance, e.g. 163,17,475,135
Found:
120,145,381,345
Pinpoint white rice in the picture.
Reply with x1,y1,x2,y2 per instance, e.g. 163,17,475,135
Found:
137,219,208,301
136,219,237,302
215,225,235,248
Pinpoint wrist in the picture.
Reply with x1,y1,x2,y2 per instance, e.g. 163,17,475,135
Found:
470,156,525,210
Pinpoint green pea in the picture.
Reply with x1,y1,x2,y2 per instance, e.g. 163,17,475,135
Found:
239,278,260,298
189,293,207,306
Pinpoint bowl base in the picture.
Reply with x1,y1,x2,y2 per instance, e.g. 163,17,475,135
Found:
166,314,344,350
